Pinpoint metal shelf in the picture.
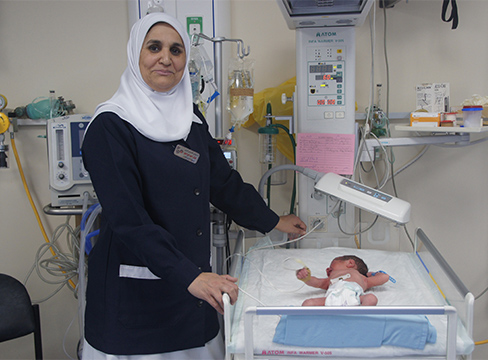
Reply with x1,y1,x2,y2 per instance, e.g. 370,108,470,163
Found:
395,124,488,134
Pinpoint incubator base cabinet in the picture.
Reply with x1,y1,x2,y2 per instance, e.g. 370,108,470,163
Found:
223,228,474,360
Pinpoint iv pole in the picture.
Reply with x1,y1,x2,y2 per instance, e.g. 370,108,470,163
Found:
191,33,250,275
191,33,250,137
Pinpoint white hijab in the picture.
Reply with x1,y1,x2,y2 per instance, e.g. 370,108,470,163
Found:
91,12,200,142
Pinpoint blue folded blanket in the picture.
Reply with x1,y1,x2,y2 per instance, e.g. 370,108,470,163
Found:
273,314,437,349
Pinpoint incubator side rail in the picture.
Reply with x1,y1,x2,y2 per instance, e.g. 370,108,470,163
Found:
414,227,475,344
243,306,458,360
224,229,245,360
224,293,232,360
415,228,469,297
229,229,245,278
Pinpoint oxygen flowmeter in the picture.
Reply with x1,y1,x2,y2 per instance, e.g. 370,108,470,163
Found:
46,114,97,206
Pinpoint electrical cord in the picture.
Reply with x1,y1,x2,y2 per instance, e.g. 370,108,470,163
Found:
441,0,459,29
232,253,306,295
24,216,81,303
11,134,78,294
336,201,380,236
270,123,297,216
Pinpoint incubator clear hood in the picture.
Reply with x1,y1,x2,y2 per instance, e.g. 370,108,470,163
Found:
276,0,374,28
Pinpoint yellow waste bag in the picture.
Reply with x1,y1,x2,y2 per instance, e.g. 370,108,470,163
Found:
243,77,296,162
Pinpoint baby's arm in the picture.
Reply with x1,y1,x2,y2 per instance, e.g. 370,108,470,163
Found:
296,267,330,290
365,271,390,290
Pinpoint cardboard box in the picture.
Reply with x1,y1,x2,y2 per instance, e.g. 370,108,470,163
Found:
410,112,441,127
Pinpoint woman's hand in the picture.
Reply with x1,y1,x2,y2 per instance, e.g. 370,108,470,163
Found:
187,273,239,315
274,214,307,236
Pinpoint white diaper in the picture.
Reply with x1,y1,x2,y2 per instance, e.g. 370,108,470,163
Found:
325,279,364,306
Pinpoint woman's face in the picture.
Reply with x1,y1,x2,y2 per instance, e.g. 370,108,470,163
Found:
139,23,186,93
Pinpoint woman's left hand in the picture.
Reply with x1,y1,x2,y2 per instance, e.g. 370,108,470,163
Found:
187,273,239,315
274,214,307,236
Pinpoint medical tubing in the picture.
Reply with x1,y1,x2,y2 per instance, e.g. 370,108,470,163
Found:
233,253,306,296
475,285,488,300
258,164,323,199
11,134,77,291
368,3,376,125
230,202,339,304
369,133,391,189
84,230,100,254
228,252,306,307
63,312,78,360
238,286,267,306
269,123,297,215
381,6,401,208
356,2,392,192
78,194,89,345
337,201,379,236
245,224,312,255
389,145,429,181
359,133,383,189
24,218,80,303
245,206,337,256
354,0,376,177
383,6,391,119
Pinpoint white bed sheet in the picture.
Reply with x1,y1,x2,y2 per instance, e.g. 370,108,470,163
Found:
227,246,474,358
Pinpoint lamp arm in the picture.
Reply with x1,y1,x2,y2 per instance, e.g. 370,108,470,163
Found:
258,164,324,198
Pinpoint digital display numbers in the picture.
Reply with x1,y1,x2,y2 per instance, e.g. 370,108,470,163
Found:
317,99,336,106
316,74,333,81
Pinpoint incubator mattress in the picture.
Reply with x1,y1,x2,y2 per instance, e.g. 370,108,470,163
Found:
227,246,474,358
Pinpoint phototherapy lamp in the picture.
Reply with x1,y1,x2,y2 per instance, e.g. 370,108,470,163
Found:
259,165,411,226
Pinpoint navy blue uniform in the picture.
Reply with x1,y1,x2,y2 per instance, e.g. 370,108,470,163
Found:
81,107,279,355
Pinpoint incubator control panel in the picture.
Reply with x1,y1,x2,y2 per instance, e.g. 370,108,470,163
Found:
47,115,97,206
307,56,345,108
341,179,392,203
296,27,355,134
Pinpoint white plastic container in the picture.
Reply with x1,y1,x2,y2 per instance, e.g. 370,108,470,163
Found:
462,107,483,127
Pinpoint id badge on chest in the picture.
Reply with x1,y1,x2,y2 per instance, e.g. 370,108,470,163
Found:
174,144,200,164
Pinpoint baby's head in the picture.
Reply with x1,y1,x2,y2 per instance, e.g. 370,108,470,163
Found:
327,255,368,276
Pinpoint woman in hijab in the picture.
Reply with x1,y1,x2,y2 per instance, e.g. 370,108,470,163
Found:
81,12,306,359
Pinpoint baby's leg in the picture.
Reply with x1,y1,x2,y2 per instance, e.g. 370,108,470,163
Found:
302,297,326,306
359,293,378,306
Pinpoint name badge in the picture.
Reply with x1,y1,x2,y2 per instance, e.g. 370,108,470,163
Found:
174,144,200,164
